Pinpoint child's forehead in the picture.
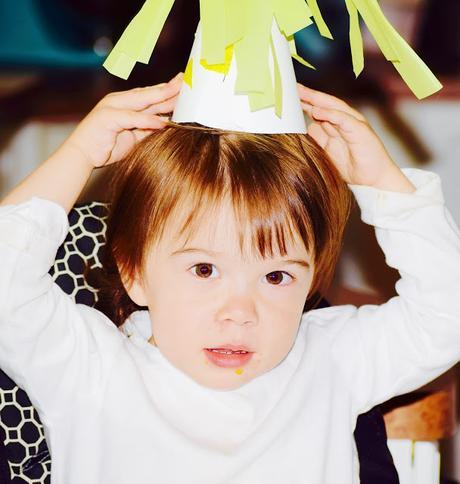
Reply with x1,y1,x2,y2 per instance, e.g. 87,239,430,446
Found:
160,198,309,260
173,194,233,224
165,200,249,249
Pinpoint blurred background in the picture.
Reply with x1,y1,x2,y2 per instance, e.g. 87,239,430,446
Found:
0,0,459,482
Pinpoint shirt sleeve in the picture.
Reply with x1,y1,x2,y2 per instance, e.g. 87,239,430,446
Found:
327,168,460,415
0,197,122,419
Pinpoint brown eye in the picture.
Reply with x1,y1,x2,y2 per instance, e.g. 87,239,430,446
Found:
266,271,292,285
192,263,215,278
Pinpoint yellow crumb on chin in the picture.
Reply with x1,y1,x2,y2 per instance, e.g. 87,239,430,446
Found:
235,369,243,375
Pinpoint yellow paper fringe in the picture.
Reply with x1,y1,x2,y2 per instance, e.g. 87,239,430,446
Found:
103,0,442,105
103,0,175,80
184,58,193,88
200,44,234,75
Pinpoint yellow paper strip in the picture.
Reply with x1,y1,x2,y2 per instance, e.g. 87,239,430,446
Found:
382,20,443,99
200,44,234,75
103,52,136,81
184,58,193,88
289,36,316,70
225,0,245,46
248,77,276,112
273,0,314,37
350,0,442,98
138,0,175,63
200,0,227,65
247,35,282,113
351,0,397,60
103,0,175,79
306,0,333,39
344,0,364,77
234,0,273,94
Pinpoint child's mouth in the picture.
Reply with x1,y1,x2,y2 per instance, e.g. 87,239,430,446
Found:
204,347,254,368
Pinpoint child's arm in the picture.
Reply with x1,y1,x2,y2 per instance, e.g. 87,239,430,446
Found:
299,85,460,414
0,74,183,418
0,73,183,213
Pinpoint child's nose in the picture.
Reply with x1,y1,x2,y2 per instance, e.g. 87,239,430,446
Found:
215,292,258,326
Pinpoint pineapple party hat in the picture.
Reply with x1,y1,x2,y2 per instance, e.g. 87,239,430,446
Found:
103,0,442,134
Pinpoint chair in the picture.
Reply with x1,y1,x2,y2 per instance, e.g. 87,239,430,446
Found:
0,201,399,483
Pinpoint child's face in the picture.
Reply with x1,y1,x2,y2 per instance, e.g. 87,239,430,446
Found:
128,199,314,391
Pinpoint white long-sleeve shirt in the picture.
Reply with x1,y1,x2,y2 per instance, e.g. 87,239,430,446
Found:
1,167,459,484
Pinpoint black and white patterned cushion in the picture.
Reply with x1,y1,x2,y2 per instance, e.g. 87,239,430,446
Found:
51,202,108,307
0,202,398,484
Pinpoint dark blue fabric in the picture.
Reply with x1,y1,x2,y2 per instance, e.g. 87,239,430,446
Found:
355,406,400,483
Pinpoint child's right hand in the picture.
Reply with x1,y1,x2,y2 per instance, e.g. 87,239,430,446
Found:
64,72,184,169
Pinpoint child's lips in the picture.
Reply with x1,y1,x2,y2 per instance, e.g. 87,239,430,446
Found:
204,347,254,368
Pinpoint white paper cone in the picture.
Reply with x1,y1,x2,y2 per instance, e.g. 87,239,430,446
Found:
172,19,307,134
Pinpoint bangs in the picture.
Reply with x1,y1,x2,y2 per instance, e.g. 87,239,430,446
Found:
142,126,317,262
171,177,315,262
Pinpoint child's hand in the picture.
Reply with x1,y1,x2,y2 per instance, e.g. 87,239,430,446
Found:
298,84,416,193
64,72,184,169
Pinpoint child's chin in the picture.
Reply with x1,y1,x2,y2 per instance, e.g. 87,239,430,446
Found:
196,373,253,392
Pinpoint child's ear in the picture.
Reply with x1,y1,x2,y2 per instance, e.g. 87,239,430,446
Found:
120,271,148,307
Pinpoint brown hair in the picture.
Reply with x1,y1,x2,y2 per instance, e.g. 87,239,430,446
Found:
88,122,353,327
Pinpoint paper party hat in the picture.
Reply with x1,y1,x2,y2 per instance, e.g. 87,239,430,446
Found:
171,19,308,133
103,0,443,134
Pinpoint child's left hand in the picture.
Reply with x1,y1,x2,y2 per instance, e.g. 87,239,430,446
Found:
298,84,416,193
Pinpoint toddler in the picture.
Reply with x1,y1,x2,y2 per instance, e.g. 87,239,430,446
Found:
1,73,459,483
